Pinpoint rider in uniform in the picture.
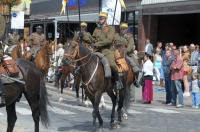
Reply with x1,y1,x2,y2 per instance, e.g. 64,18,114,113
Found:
74,22,95,48
92,12,123,89
114,22,140,87
0,15,6,104
26,25,46,60
4,29,20,55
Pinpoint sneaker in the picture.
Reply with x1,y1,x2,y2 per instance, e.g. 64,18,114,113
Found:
183,92,190,97
167,102,176,106
194,106,199,109
176,104,184,108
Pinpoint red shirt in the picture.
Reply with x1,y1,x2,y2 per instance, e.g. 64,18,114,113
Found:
171,56,184,80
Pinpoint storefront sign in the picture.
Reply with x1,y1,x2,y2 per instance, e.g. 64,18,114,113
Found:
11,11,24,29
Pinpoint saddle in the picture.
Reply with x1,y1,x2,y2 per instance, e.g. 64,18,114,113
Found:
2,59,20,77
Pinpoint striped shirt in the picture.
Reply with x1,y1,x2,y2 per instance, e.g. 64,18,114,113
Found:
189,51,198,66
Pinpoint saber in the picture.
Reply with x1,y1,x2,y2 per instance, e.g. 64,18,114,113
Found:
1,74,26,85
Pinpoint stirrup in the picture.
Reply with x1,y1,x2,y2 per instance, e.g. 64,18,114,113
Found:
134,80,140,88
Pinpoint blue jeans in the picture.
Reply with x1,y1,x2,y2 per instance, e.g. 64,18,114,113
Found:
175,80,184,105
171,80,177,104
165,77,172,103
192,92,199,106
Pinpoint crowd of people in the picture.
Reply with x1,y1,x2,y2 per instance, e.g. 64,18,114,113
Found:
142,40,200,108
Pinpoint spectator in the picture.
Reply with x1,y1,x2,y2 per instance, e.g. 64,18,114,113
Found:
170,49,184,108
189,43,198,73
144,39,153,57
153,41,163,56
169,42,174,50
153,49,162,85
164,50,174,105
54,43,65,87
191,73,200,109
196,45,200,69
142,54,154,104
182,45,191,97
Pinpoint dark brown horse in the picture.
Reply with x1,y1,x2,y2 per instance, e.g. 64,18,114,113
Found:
64,40,135,131
0,58,50,132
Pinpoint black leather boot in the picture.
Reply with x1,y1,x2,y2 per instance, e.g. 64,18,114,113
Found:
0,80,6,104
134,71,140,88
111,68,123,89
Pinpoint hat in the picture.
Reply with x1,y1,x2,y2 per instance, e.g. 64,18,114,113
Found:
80,22,87,27
99,12,108,19
120,22,128,29
35,25,43,29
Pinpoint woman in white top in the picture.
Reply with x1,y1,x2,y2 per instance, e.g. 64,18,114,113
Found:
153,49,162,85
142,54,154,104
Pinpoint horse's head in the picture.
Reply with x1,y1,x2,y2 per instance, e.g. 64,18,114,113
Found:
43,40,55,55
64,40,79,60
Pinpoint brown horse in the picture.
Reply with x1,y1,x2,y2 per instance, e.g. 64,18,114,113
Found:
64,40,135,131
0,58,50,132
24,41,55,81
4,40,25,59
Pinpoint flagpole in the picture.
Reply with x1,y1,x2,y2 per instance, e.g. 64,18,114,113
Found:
66,6,70,37
99,0,102,13
112,0,118,26
77,0,81,31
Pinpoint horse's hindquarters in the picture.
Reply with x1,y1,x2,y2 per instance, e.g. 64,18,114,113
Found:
0,83,24,108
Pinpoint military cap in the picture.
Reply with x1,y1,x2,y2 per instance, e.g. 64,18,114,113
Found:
80,22,87,27
99,12,108,19
35,25,43,29
119,22,128,29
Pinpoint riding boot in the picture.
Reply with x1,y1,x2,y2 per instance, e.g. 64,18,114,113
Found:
0,80,6,104
134,71,140,88
111,68,123,89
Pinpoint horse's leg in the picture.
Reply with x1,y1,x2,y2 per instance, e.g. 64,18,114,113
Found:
59,72,67,103
74,76,82,105
107,90,117,127
24,93,40,132
116,89,124,128
6,101,17,132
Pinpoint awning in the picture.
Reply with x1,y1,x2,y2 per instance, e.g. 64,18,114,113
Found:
48,13,99,23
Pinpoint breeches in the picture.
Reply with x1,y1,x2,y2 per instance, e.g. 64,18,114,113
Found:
104,50,117,71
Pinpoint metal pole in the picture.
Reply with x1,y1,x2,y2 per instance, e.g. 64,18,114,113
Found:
112,0,118,26
54,20,58,62
66,6,70,38
99,0,102,13
77,0,81,31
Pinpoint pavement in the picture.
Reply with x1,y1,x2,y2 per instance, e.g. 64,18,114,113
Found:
45,82,194,110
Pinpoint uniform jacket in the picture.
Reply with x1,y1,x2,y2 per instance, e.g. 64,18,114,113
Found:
4,34,20,46
26,33,46,47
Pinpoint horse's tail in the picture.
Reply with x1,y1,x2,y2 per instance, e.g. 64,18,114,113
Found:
39,73,50,127
123,84,131,113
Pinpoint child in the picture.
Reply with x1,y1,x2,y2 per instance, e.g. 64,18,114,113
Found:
191,73,200,109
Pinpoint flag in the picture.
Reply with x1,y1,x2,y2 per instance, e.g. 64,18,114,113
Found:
60,0,68,15
102,0,121,25
120,0,126,9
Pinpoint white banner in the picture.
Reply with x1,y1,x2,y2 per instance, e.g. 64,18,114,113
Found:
102,0,121,25
11,11,24,29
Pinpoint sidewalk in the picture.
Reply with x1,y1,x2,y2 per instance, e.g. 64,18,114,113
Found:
46,82,193,109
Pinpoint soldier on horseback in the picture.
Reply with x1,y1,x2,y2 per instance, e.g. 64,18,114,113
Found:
74,22,95,48
4,29,20,55
114,22,141,87
0,15,6,104
26,25,46,60
92,12,123,89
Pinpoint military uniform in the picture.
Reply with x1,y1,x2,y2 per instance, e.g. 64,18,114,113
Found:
74,22,95,48
26,27,46,58
4,33,20,54
93,12,123,89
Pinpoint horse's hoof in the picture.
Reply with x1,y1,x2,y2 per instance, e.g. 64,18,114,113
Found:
77,98,82,106
116,124,121,129
83,101,89,107
123,113,128,120
99,128,104,132
59,97,64,103
110,122,116,129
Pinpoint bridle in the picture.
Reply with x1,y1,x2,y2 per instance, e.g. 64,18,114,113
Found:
64,42,93,67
